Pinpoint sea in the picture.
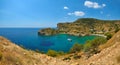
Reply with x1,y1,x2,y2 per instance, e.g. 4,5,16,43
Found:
0,28,97,52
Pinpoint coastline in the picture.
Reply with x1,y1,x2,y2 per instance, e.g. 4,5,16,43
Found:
90,34,107,38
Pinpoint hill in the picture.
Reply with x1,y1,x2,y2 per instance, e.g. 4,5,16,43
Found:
0,36,72,65
81,30,120,65
38,18,120,36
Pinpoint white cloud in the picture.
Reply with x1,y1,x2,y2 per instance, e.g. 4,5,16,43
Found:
68,13,72,15
64,6,69,9
102,4,106,7
68,11,85,16
74,11,85,16
84,1,106,9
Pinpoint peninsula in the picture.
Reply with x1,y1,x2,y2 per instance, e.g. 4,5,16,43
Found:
38,18,120,36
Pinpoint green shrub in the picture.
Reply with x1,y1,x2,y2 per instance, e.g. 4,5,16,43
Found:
114,24,120,33
105,33,112,40
84,40,92,52
84,37,107,53
63,57,71,61
69,43,83,53
47,50,58,57
73,54,81,60
115,28,120,33
90,37,107,47
57,51,65,55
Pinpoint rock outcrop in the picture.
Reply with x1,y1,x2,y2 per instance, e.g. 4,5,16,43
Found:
38,18,120,36
38,28,57,36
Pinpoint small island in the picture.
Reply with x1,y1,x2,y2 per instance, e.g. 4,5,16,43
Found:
38,18,120,36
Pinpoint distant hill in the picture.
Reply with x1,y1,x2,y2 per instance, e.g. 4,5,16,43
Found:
39,18,120,36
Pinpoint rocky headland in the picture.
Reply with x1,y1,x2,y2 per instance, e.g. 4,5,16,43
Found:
38,18,120,36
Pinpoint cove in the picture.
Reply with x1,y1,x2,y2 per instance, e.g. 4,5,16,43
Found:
0,28,97,52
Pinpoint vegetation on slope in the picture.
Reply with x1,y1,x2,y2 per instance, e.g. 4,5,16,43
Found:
69,37,107,57
46,37,107,59
83,30,120,65
69,43,83,53
39,18,120,36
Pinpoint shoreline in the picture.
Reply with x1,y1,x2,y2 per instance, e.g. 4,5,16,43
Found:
38,32,107,38
90,34,107,38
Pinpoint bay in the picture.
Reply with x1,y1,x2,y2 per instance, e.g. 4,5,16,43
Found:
0,28,97,52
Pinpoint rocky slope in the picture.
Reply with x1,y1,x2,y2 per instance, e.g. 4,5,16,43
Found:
81,30,120,65
0,36,73,65
38,18,120,36
64,30,120,65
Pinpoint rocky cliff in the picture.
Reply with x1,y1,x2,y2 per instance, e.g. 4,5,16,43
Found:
38,18,120,36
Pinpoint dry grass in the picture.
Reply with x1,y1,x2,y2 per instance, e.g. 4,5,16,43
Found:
116,55,120,63
99,31,120,50
0,52,2,61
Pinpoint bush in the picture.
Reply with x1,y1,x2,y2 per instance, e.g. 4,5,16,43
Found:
47,50,58,57
73,54,81,60
84,40,92,52
114,24,120,33
57,51,65,55
105,33,112,40
63,57,71,61
84,37,107,53
90,37,107,47
115,28,120,33
69,43,83,53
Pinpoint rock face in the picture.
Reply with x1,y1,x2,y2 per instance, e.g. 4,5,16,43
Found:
38,18,120,36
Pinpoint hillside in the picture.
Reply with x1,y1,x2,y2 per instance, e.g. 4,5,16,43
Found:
38,18,120,36
81,30,120,65
0,36,73,65
0,31,120,65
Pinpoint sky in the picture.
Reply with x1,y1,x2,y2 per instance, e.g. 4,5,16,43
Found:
0,0,120,28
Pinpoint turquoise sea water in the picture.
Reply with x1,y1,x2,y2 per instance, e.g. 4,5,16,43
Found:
0,28,97,52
